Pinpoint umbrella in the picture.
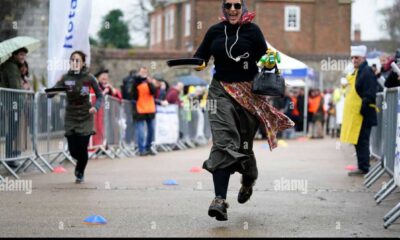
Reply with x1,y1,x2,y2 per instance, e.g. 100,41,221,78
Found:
0,36,40,64
367,50,383,59
177,75,207,86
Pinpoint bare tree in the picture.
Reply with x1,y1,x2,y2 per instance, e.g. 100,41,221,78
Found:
128,0,154,47
381,0,400,49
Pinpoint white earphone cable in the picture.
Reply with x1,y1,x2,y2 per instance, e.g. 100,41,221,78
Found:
224,25,249,62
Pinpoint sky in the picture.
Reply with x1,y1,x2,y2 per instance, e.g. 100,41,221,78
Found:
90,0,396,46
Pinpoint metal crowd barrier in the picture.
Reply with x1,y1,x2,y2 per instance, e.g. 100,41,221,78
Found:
104,95,126,158
154,104,180,152
365,89,398,197
179,108,198,148
364,87,400,229
0,89,212,180
21,92,75,173
120,99,137,156
364,93,386,187
31,92,74,169
88,94,114,159
0,88,46,179
369,93,384,160
380,88,400,229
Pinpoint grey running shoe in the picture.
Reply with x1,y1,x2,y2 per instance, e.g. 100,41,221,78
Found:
208,196,229,221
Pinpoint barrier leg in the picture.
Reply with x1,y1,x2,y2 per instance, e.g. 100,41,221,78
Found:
1,161,20,179
364,162,383,185
27,156,46,174
36,155,54,171
365,160,382,179
375,178,394,200
376,182,397,205
59,151,76,166
365,168,386,188
384,202,400,221
16,156,46,174
49,152,64,165
384,204,400,229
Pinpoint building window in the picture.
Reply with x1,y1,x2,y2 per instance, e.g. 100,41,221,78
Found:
150,17,155,46
284,6,301,32
156,15,162,43
164,9,175,41
164,11,169,41
184,3,191,37
169,9,175,40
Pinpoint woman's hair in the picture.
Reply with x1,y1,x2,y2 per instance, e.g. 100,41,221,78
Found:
69,50,87,63
19,61,29,77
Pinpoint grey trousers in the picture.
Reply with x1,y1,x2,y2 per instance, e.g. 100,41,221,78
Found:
203,79,260,181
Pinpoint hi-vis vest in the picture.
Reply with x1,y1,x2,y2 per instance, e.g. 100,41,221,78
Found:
136,82,156,114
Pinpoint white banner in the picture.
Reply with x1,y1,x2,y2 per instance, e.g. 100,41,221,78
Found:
155,105,179,145
394,89,400,185
47,0,92,87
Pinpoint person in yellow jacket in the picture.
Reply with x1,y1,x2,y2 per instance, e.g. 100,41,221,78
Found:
340,45,378,176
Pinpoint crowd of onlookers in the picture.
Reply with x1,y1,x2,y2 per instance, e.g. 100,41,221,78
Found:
2,48,399,162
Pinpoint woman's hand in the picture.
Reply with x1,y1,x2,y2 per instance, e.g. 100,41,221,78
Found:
258,48,280,69
89,107,97,114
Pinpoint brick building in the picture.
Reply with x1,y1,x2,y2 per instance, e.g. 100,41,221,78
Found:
149,0,351,55
149,0,353,88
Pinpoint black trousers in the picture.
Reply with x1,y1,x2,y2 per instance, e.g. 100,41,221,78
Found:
66,135,91,176
355,120,372,172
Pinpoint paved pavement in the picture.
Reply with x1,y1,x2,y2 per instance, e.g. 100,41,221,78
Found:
1,138,400,237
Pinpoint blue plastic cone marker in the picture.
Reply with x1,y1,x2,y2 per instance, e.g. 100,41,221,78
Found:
163,179,178,185
83,215,107,225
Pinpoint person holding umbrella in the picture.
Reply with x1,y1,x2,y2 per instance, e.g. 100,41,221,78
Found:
0,47,29,168
193,0,294,221
48,51,103,183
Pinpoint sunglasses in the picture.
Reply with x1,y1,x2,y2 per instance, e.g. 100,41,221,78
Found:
224,2,242,10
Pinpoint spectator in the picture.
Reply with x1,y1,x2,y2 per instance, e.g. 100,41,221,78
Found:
296,88,305,132
332,78,347,138
121,69,137,100
130,66,157,156
376,53,392,91
289,89,301,133
166,82,184,107
153,77,169,106
281,90,296,139
384,50,400,88
20,61,31,91
341,45,378,176
385,69,400,88
308,89,325,139
0,47,27,89
0,47,28,169
95,68,122,100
